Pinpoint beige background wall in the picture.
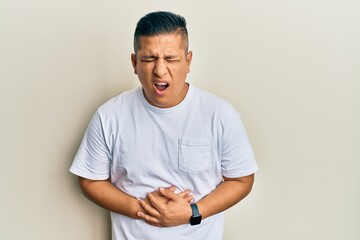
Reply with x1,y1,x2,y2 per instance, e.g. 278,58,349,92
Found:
1,0,359,239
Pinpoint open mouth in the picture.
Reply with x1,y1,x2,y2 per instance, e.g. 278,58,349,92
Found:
154,82,169,91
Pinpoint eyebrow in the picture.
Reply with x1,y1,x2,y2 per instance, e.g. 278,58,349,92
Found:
164,55,179,59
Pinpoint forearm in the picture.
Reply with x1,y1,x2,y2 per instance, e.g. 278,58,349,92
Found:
197,174,255,220
78,177,142,219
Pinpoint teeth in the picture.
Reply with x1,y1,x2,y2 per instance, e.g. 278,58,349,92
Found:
155,82,168,86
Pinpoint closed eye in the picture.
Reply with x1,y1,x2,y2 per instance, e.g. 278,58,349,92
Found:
141,57,156,62
167,59,180,62
165,56,180,62
140,55,180,63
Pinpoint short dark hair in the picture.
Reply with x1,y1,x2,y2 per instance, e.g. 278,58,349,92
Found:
134,11,188,53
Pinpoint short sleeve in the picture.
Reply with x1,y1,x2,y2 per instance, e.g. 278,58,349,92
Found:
69,111,111,180
221,109,258,178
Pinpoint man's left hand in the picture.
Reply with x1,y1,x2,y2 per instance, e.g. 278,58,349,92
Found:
137,187,193,227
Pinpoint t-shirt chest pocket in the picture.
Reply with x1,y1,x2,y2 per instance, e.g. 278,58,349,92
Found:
178,138,213,174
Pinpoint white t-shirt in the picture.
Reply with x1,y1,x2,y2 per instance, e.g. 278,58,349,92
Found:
70,84,258,240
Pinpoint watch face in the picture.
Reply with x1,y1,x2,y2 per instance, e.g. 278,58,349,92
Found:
190,215,202,225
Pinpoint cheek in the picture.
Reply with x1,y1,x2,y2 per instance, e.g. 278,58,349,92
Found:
170,65,187,75
172,68,189,82
137,66,152,80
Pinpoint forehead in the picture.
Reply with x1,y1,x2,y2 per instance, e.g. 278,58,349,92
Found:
137,34,186,55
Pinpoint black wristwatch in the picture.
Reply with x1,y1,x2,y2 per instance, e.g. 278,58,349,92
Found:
190,203,202,225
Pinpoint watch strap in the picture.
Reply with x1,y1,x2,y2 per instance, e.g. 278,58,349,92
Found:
190,203,202,225
190,203,200,216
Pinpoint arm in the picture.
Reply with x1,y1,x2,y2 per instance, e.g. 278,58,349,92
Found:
197,174,254,219
137,174,255,227
78,177,143,219
78,177,193,219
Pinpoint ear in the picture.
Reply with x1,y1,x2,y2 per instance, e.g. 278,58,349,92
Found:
131,53,137,74
186,51,193,73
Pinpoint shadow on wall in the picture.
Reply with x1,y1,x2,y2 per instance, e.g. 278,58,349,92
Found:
66,84,135,239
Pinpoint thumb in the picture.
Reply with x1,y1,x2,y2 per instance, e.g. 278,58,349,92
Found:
165,185,177,192
159,187,180,200
178,190,192,199
178,190,194,203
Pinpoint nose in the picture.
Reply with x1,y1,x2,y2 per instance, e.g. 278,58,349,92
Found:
153,59,168,77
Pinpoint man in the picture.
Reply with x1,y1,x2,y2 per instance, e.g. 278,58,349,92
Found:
70,11,258,239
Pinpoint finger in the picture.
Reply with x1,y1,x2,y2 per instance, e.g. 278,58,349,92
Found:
178,190,192,199
139,199,160,217
148,192,166,211
184,195,194,203
163,185,177,192
159,187,180,201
